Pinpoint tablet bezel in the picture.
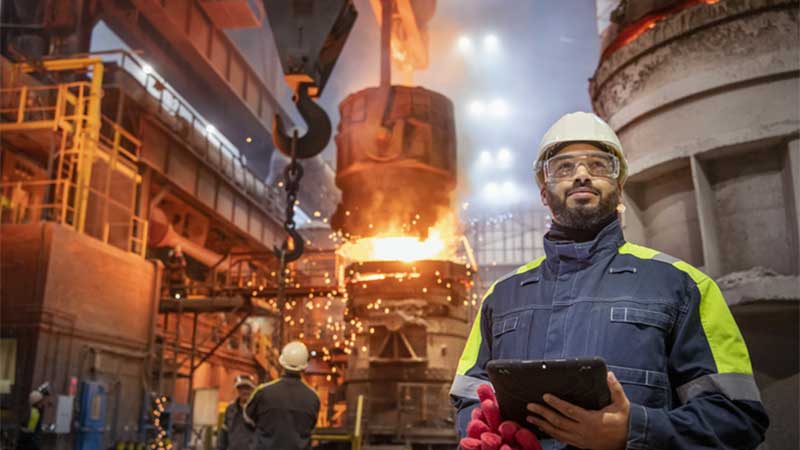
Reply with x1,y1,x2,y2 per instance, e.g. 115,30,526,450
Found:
486,357,612,435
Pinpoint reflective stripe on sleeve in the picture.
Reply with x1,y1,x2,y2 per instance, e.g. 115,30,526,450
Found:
449,374,491,400
677,372,762,404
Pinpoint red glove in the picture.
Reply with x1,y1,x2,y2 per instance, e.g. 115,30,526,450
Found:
459,384,542,450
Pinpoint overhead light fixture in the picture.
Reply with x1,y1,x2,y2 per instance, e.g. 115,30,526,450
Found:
468,100,485,117
483,34,500,52
457,35,473,53
497,147,512,164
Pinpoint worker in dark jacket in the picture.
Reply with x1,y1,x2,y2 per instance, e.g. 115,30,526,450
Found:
217,374,255,450
166,245,187,299
450,112,769,450
245,341,320,450
17,385,49,450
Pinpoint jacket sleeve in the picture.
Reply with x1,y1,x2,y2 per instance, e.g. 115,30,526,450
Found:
625,270,769,450
216,419,229,450
216,405,232,450
449,283,496,438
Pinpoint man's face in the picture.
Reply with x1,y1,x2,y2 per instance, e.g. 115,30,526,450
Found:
540,143,622,230
237,386,253,404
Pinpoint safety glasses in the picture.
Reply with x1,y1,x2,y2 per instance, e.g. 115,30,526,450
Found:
542,150,620,181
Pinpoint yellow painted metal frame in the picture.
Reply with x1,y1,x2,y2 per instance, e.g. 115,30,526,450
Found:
0,57,147,257
19,58,104,233
312,394,365,450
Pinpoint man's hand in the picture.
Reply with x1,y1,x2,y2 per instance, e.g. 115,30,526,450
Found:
526,371,630,450
460,384,542,450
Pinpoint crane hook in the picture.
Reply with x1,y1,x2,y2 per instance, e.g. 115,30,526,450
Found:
275,225,305,264
273,82,332,160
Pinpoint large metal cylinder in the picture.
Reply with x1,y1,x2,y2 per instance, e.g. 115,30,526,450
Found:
331,86,457,239
591,0,799,275
343,260,470,443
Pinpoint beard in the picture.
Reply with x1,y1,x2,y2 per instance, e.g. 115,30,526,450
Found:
545,182,620,230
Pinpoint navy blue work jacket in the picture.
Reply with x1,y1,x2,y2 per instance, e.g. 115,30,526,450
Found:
450,220,768,450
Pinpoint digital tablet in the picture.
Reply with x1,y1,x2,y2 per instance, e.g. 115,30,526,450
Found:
487,358,611,435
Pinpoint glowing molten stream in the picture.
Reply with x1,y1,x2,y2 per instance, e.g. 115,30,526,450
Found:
341,232,445,262
337,216,460,263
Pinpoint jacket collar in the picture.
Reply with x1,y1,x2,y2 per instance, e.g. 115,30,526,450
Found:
543,218,625,269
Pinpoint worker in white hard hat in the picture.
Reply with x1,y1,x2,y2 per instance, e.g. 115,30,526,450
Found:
245,341,320,450
216,374,255,450
450,112,768,450
17,383,50,450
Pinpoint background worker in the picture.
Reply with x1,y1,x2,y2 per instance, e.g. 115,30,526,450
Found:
245,341,320,450
17,382,50,450
166,245,187,299
217,374,255,450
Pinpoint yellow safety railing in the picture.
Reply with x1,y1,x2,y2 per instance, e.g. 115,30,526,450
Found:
0,85,58,128
312,394,365,450
0,179,76,226
91,49,286,219
0,179,148,257
100,114,141,161
1,58,148,257
0,82,100,132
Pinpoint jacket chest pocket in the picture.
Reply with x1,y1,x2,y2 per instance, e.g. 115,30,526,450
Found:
605,303,676,373
491,309,533,359
609,306,674,333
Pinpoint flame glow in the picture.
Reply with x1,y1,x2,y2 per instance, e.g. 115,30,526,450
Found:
336,214,461,263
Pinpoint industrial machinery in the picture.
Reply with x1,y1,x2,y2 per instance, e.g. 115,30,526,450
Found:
0,1,357,448
0,0,472,448
75,382,107,450
325,0,471,446
343,260,471,444
332,86,457,240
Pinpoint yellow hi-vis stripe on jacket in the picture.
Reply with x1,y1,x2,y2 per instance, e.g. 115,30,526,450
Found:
455,256,546,376
618,242,753,375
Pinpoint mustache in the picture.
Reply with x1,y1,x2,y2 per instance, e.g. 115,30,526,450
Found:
566,185,600,196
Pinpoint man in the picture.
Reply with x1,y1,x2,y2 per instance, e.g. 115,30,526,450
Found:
245,341,320,450
167,245,187,299
17,384,49,450
217,374,255,450
450,112,769,449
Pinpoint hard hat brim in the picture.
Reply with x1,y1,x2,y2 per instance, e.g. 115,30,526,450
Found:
534,112,628,188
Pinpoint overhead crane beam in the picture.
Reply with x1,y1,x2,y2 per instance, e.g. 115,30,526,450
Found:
99,0,292,175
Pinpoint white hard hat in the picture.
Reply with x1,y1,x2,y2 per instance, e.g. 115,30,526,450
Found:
29,390,43,405
534,111,627,187
279,341,310,372
234,374,255,389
